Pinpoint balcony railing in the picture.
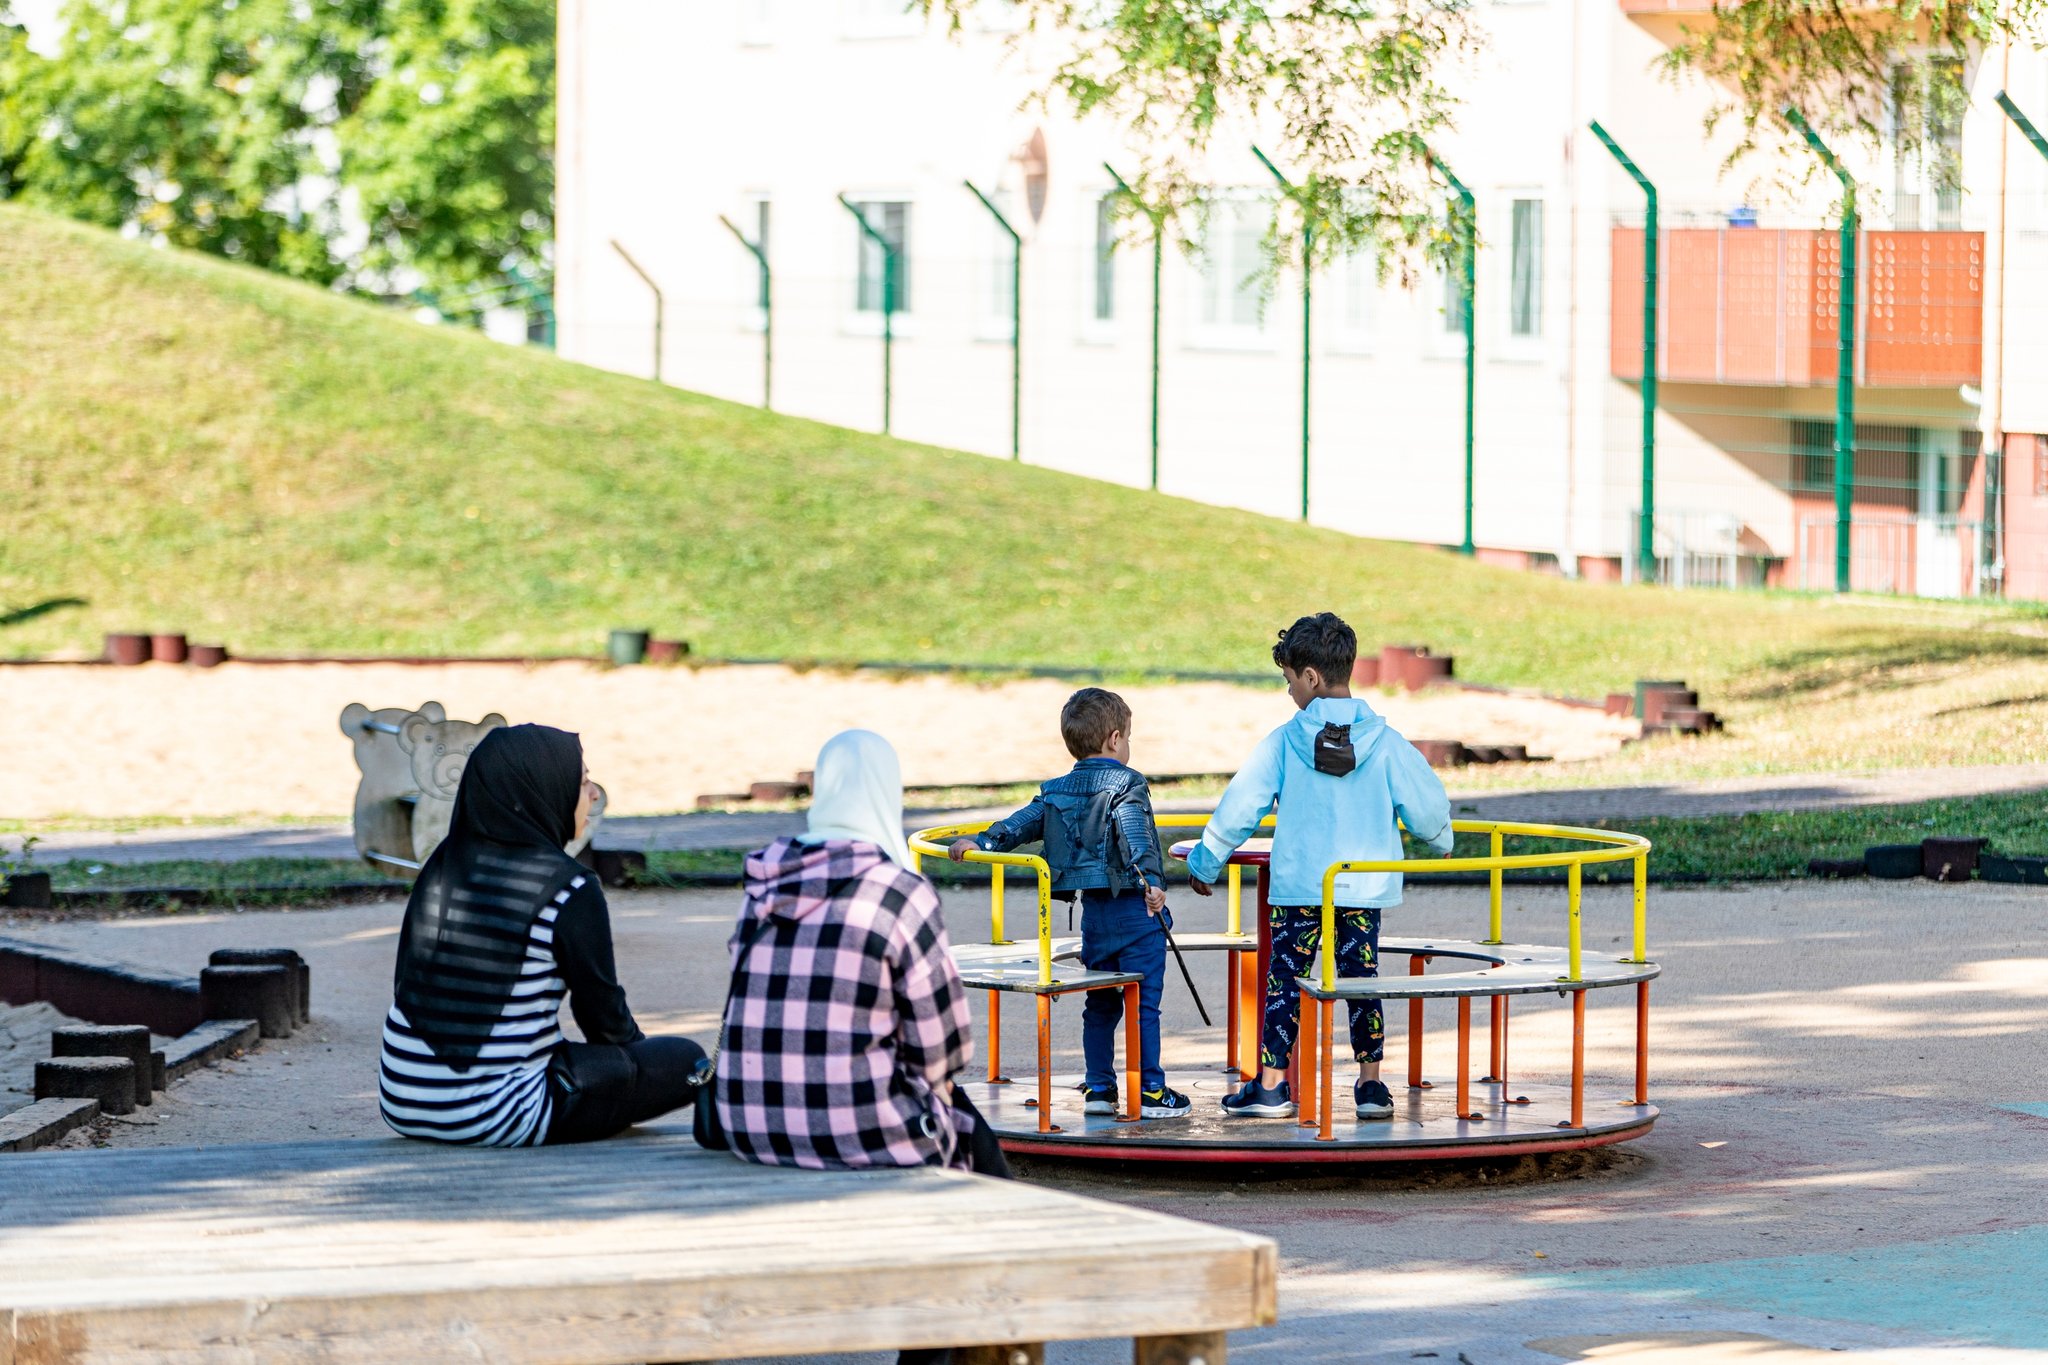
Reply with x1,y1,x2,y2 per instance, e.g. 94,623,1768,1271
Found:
1611,227,1983,388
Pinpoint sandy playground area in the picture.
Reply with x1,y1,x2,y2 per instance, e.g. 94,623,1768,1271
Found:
0,661,1636,820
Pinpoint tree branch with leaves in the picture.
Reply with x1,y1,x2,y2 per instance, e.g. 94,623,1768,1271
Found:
930,0,1482,281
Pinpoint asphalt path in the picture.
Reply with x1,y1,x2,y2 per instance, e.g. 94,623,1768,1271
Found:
8,876,2045,1361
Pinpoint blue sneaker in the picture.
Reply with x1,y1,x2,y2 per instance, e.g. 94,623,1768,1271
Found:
1354,1078,1394,1120
1081,1085,1119,1115
1220,1077,1296,1118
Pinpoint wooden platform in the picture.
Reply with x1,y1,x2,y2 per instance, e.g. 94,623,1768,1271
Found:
971,1069,1659,1164
0,1128,1276,1363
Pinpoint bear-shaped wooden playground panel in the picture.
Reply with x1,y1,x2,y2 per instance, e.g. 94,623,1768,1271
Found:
340,702,605,874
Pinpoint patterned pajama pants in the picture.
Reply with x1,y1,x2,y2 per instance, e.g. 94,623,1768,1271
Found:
1261,905,1383,1069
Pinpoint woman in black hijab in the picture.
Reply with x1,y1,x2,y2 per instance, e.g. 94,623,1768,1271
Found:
378,723,704,1146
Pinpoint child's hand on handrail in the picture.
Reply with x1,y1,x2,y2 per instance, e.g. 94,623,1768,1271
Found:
946,838,979,862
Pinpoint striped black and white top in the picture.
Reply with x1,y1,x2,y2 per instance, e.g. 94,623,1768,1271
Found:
378,875,583,1147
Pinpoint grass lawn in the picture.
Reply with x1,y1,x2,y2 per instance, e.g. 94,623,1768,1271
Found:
9,789,2040,910
7,205,2048,784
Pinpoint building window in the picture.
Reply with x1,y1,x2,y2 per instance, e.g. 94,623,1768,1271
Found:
1438,262,1468,336
1509,198,1543,338
1792,419,1923,507
1891,60,1963,230
843,0,921,37
750,197,771,310
1196,195,1269,333
984,190,1016,337
852,200,911,312
1328,248,1376,350
1093,194,1117,322
739,0,773,45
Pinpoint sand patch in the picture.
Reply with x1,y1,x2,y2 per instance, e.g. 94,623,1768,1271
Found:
0,661,1635,820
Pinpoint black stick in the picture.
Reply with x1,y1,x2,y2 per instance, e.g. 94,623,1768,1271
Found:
1162,918,1212,1027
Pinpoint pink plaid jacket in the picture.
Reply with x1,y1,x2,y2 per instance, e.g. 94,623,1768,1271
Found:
715,837,976,1170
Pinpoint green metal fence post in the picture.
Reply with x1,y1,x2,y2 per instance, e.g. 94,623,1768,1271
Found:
838,195,898,434
964,180,1023,461
1252,145,1313,523
1105,164,1164,491
1786,107,1858,594
1590,122,1659,585
609,239,663,383
1431,157,1477,555
718,214,772,410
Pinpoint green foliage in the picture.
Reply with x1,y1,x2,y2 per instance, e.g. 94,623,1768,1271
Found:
0,0,550,299
930,0,1480,284
0,835,39,895
1656,1,2044,198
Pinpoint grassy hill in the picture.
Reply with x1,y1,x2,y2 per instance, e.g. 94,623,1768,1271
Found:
6,203,2048,777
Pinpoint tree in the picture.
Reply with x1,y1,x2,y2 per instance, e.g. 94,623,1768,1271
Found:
0,0,551,301
929,0,1481,282
1655,2,2047,199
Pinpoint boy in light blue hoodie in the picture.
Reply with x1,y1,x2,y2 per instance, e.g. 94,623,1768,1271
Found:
1185,612,1454,1121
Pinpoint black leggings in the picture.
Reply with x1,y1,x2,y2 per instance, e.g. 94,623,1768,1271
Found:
544,1035,705,1145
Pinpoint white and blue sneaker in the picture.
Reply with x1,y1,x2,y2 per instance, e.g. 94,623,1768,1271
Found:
1354,1078,1395,1120
1081,1085,1119,1115
1220,1078,1296,1118
1140,1087,1192,1119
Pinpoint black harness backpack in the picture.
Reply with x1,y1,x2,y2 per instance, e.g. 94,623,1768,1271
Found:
1313,722,1359,777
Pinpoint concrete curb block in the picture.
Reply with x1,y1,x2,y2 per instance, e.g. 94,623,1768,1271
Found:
0,935,203,1034
163,1019,260,1082
0,1097,100,1152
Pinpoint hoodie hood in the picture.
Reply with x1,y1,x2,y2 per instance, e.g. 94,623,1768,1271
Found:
1284,695,1387,770
742,835,898,924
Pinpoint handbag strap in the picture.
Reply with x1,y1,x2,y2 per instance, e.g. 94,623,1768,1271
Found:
695,911,778,1083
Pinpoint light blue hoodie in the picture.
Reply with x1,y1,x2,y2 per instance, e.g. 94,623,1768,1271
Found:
1185,696,1454,909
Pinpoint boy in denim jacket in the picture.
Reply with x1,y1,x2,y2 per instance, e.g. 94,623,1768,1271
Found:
948,688,1191,1119
1187,613,1454,1121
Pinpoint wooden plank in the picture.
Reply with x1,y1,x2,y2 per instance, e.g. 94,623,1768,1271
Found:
0,1136,1275,1363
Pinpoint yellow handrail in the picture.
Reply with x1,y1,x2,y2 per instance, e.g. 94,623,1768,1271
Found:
909,822,1056,984
909,814,1652,992
1314,817,1654,987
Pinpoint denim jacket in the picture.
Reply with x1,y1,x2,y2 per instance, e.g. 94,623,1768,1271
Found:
975,758,1165,896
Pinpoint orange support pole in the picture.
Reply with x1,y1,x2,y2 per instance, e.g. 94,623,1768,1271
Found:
1635,980,1650,1106
1297,993,1319,1129
1318,998,1335,1141
1238,952,1260,1078
1569,989,1586,1130
1406,955,1429,1090
1226,953,1240,1074
1123,982,1141,1121
1500,995,1511,1091
1036,994,1055,1134
987,989,1005,1083
1456,995,1472,1120
1485,993,1504,1083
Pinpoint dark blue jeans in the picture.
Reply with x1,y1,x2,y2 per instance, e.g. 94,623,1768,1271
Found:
1078,892,1167,1093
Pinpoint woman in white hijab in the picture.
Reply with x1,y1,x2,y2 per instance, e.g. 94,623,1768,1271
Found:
713,729,1007,1188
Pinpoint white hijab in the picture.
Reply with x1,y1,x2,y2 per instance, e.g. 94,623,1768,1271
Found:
801,729,916,870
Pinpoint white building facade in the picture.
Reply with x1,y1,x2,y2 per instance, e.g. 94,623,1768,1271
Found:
557,0,2048,595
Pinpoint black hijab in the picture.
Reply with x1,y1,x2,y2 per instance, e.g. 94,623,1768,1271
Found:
393,724,587,1068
